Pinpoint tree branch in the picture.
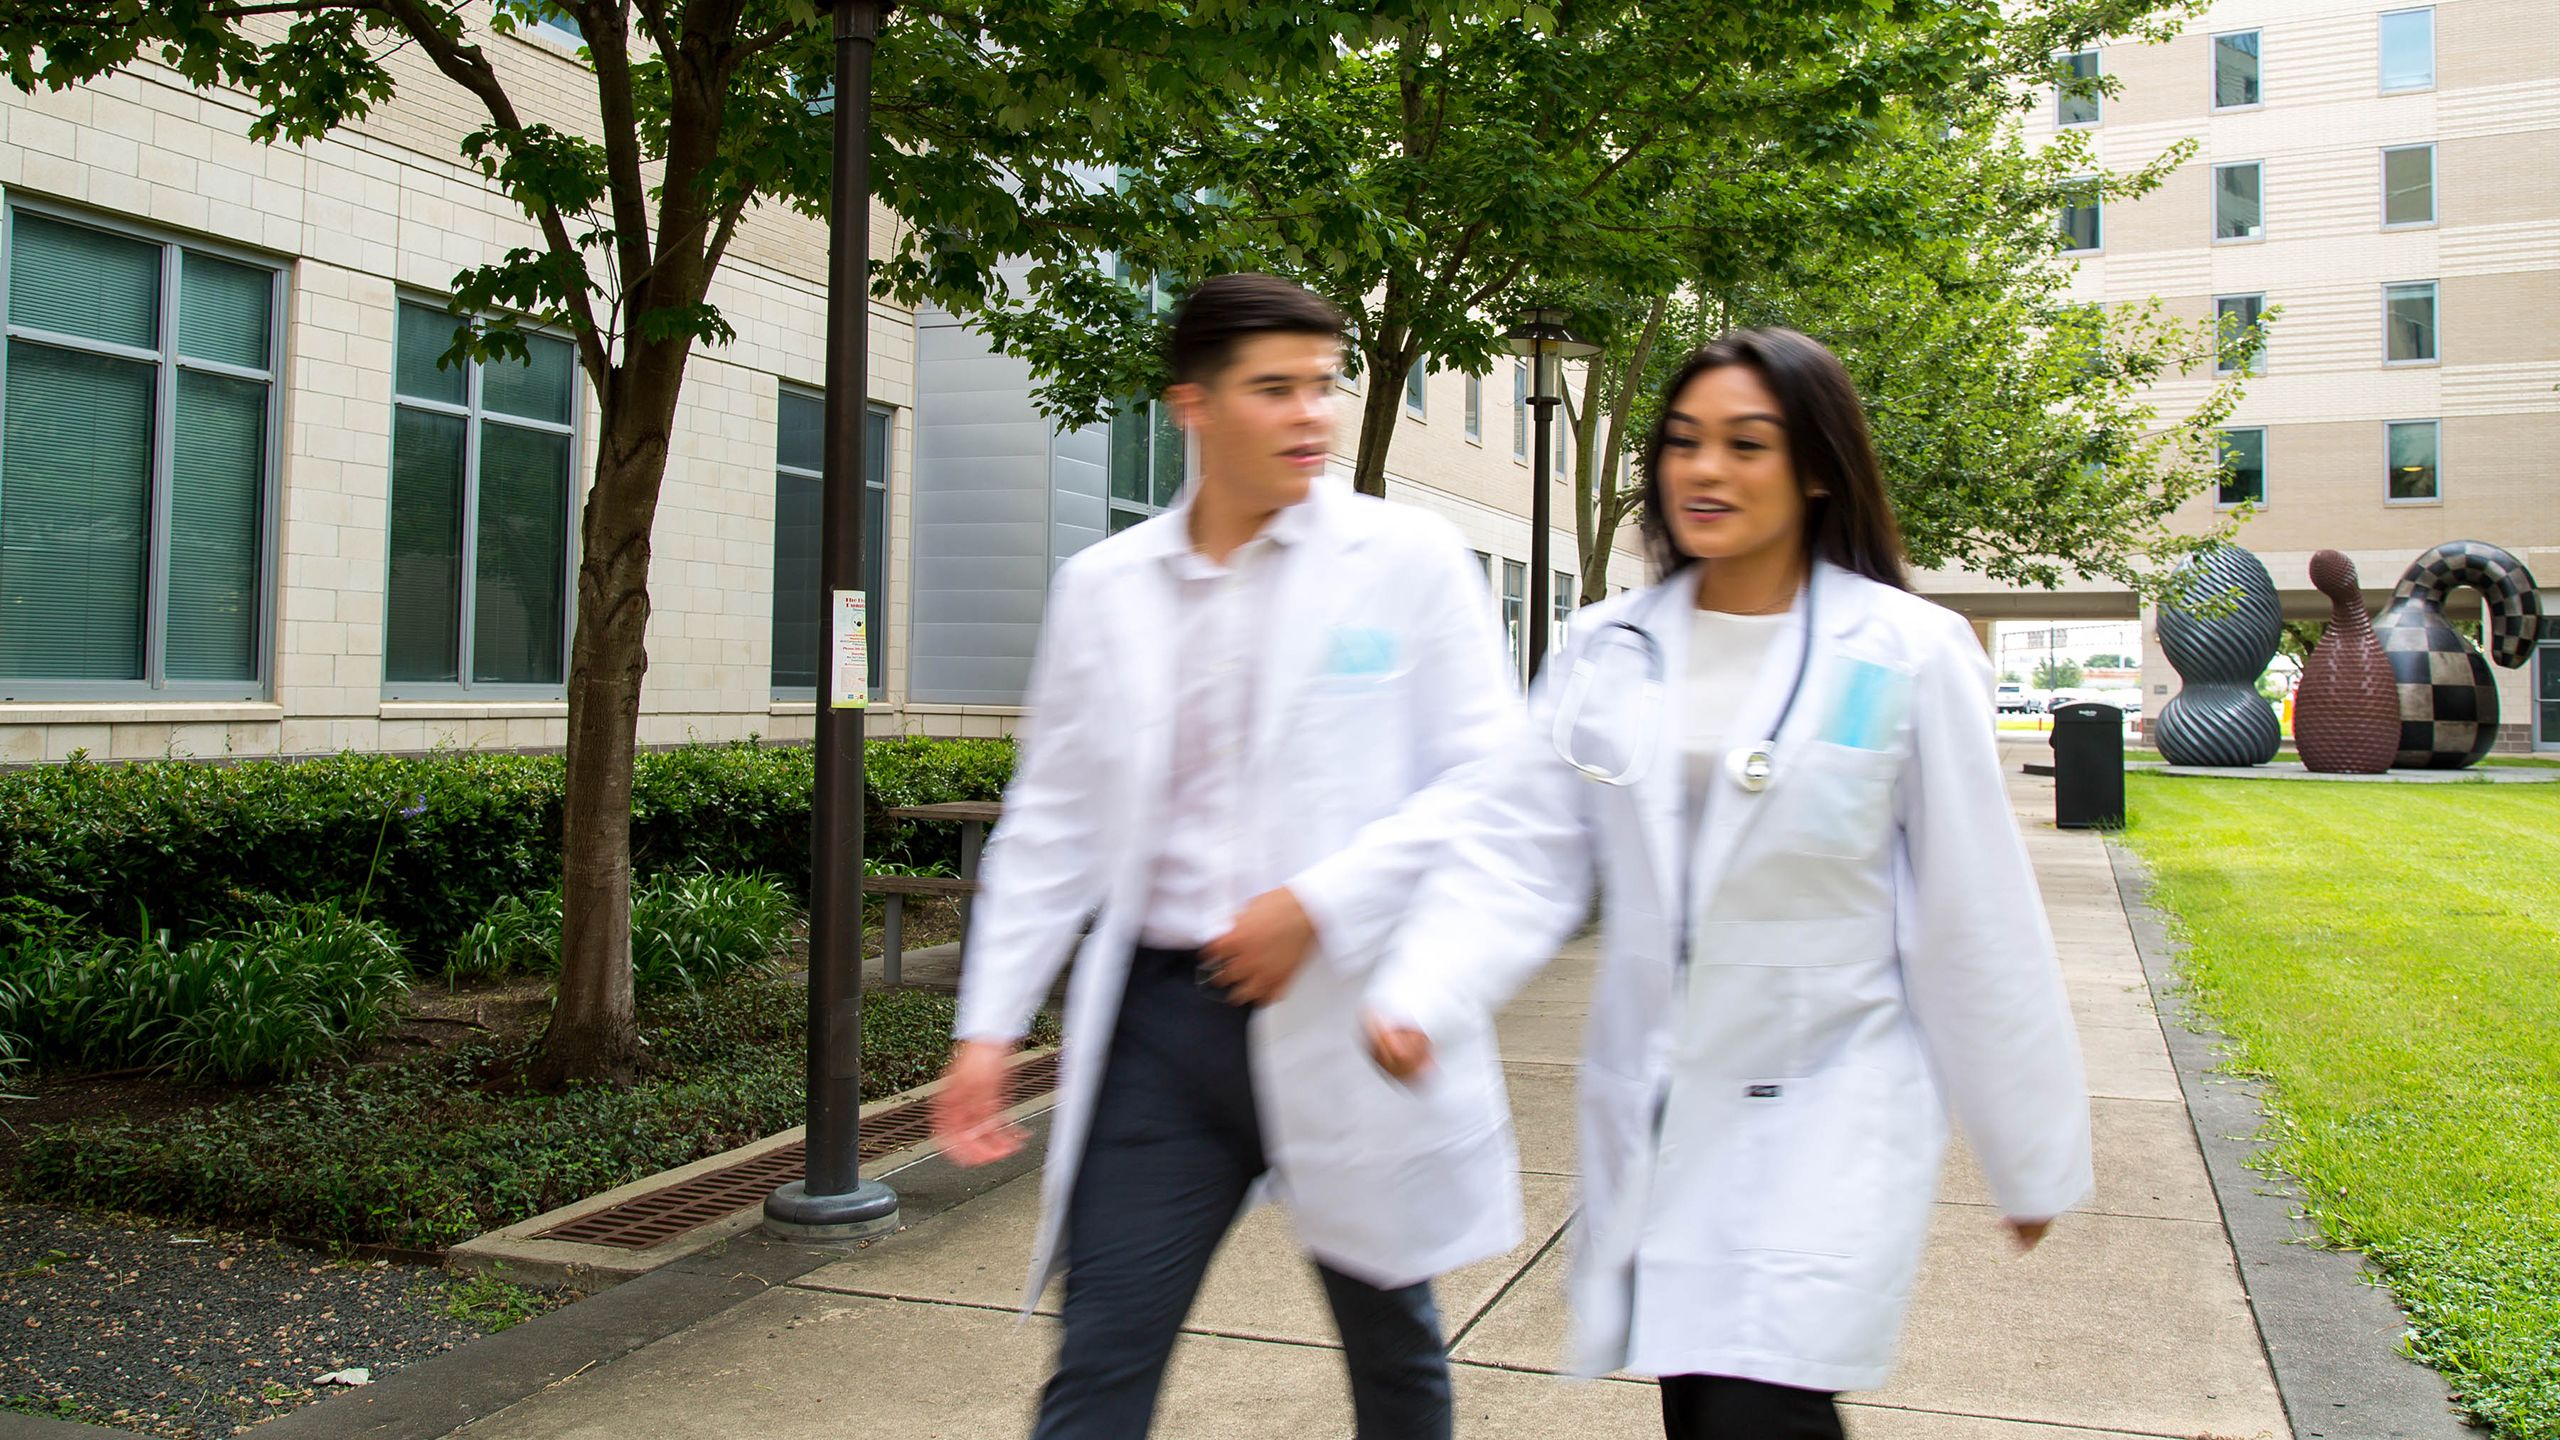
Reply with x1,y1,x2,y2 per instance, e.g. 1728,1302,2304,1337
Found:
569,0,655,305
368,0,612,382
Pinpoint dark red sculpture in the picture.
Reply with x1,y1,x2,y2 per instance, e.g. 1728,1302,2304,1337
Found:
2295,550,2399,773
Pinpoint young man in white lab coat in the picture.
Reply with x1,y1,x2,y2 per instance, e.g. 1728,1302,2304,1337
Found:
931,273,1522,1439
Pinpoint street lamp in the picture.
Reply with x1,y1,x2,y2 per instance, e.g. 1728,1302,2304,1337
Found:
765,0,900,1244
1503,309,1599,679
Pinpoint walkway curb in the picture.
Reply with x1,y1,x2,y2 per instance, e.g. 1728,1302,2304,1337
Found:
2106,840,2475,1440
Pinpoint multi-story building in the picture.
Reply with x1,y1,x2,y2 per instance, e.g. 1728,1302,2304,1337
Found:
1925,0,2559,751
0,23,1638,766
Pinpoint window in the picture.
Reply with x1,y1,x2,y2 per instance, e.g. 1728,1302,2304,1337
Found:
2385,420,2439,501
384,300,579,693
1553,404,1568,473
2384,281,2437,363
1473,549,1493,588
1405,360,1426,418
771,389,889,697
2382,144,2435,226
2535,642,2559,749
1551,571,1574,659
2216,428,2266,507
2056,50,2100,126
1464,373,1481,441
1501,559,1527,684
1108,396,1185,534
1512,362,1527,459
2214,162,2263,241
539,14,583,39
2058,190,2102,253
0,206,280,698
2379,8,2434,92
2215,294,2267,375
2212,31,2261,108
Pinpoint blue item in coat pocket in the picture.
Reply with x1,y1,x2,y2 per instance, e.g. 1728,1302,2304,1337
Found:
1818,657,1910,751
1319,625,1403,679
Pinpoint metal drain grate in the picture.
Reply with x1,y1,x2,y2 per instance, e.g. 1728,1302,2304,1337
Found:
533,1051,1061,1250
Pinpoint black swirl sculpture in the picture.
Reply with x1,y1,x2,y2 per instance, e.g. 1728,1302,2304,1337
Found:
2378,541,2544,769
2155,545,2284,767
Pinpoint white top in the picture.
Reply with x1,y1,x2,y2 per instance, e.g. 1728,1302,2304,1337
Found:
1136,500,1311,949
1683,607,1789,835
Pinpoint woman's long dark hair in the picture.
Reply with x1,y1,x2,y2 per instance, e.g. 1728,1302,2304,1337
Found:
1635,327,1909,591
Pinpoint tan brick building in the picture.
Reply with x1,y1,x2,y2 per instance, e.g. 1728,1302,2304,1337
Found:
0,20,1639,765
1923,0,2560,751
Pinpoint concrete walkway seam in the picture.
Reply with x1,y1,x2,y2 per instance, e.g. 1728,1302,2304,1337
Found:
2106,840,2475,1440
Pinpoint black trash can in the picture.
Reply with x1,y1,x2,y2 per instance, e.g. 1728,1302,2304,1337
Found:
2051,701,2126,830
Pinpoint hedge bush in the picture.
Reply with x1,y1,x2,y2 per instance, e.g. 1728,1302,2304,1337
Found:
0,737,1014,956
7,982,1060,1251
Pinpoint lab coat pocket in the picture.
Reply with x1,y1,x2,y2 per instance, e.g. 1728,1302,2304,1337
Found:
1731,1065,1881,1258
1764,742,1899,862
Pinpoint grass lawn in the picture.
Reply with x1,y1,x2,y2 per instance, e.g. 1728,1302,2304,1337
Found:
2119,774,2560,1436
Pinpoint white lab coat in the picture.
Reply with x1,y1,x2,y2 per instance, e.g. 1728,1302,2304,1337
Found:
955,478,1523,1308
1369,561,2093,1391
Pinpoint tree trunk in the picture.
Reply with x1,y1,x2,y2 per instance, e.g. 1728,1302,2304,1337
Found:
532,352,686,1089
1348,360,1408,498
1579,294,1667,602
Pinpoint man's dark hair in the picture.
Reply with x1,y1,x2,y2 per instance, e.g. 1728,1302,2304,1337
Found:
1166,273,1345,387
1635,326,1910,591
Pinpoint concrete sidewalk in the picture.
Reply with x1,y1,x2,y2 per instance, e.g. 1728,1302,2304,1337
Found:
429,762,2293,1440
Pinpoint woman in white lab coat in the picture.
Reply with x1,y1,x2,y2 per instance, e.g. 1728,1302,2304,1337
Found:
1366,328,2092,1439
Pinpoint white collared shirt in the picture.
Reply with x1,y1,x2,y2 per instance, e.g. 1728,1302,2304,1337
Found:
1137,499,1312,949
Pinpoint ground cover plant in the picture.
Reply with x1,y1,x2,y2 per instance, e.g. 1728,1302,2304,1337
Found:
7,982,1050,1253
2121,775,2560,1436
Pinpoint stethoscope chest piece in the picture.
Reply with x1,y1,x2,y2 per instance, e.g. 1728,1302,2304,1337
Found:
1726,743,1779,794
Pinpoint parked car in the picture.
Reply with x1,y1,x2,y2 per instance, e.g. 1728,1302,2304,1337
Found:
1996,682,2036,714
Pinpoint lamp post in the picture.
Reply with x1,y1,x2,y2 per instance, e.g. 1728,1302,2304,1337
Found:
1502,310,1599,679
765,0,900,1243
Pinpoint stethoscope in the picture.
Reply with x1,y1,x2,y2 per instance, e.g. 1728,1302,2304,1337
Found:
1548,567,1816,794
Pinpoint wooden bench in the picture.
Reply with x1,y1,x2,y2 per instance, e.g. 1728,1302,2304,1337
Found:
864,873,978,986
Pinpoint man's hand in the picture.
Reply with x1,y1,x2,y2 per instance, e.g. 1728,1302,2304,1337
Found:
1201,886,1319,1006
933,1039,1026,1167
1364,1012,1435,1082
2006,1217,2054,1252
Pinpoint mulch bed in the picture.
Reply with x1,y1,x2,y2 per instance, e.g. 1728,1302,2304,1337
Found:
0,1206,565,1437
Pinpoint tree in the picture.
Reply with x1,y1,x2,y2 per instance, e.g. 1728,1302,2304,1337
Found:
2083,652,2131,669
947,0,2033,498
3,0,1372,1083
2035,658,2085,690
1551,8,2253,604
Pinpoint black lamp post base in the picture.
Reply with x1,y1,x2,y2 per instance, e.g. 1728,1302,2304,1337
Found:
762,1179,900,1242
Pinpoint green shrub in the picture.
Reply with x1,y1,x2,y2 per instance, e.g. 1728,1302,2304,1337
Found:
630,871,794,996
0,738,1015,958
449,890,565,981
0,903,407,1083
446,870,794,995
6,979,1059,1251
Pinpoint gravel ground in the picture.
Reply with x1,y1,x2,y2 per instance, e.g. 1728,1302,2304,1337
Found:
0,1206,566,1437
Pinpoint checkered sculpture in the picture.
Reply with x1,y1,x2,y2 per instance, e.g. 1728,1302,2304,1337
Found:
2378,541,2543,768
2154,545,2284,768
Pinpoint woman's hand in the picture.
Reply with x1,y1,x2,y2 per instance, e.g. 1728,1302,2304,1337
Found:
1363,1011,1435,1082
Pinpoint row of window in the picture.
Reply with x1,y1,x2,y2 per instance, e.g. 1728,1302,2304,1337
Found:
1472,552,1579,685
2057,7,2436,126
2203,279,2439,373
1402,360,1570,472
0,203,885,701
2213,418,2443,509
2059,143,2441,252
